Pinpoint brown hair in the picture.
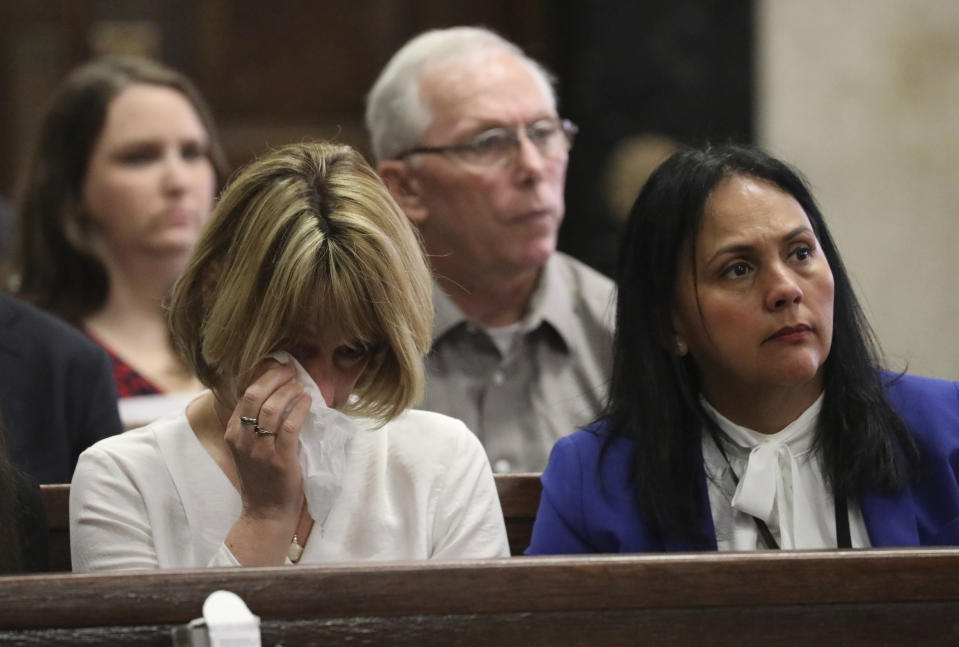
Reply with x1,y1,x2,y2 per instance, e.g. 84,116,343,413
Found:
5,56,227,321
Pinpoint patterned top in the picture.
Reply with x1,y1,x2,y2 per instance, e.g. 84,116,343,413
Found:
82,330,162,398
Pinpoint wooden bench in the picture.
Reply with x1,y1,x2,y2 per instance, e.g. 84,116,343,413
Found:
39,484,70,572
1,549,958,644
493,473,542,556
39,474,542,570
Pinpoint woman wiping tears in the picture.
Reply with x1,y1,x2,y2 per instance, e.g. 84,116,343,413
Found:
70,141,509,570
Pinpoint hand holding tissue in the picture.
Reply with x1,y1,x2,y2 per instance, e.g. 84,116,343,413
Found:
270,351,357,529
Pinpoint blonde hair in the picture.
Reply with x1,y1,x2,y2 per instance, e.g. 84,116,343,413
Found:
168,141,433,423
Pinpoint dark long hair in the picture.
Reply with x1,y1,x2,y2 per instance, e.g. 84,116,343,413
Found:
4,56,227,322
607,143,917,540
0,411,28,573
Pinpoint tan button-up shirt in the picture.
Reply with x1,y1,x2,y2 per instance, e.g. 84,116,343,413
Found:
421,253,615,472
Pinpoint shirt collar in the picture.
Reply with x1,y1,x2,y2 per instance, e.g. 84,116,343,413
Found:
431,255,577,350
432,279,469,341
701,392,824,457
701,393,826,544
524,254,577,349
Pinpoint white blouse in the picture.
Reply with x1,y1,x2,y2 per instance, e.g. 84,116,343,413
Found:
701,395,871,550
70,405,510,571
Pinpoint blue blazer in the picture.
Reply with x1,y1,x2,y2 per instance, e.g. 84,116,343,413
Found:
526,374,959,554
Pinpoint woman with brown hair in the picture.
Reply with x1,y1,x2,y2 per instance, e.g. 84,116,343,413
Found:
6,57,227,428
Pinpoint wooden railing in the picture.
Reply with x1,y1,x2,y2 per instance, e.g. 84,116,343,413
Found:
1,549,959,644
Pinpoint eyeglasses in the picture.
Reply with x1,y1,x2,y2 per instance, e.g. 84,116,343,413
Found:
395,118,578,168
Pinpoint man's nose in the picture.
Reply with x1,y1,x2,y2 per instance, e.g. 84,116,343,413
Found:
513,131,547,178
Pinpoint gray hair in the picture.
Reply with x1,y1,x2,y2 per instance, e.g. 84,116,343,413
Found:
365,26,557,163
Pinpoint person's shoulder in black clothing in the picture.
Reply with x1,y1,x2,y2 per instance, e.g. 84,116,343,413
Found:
0,292,122,483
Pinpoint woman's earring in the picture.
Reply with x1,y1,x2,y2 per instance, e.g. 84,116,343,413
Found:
675,339,688,356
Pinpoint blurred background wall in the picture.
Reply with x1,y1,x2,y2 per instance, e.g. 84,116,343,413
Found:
758,0,959,380
0,0,955,379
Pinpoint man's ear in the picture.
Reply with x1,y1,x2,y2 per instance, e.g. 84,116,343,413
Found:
377,160,429,225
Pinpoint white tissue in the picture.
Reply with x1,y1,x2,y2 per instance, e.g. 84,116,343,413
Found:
270,351,356,528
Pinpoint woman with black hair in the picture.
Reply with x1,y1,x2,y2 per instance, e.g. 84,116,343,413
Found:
527,144,959,554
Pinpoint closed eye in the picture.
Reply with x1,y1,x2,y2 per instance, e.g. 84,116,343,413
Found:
334,343,372,368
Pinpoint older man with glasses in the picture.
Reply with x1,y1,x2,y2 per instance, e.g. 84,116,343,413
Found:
367,26,614,473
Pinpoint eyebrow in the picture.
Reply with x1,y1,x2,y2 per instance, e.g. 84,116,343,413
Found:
706,225,814,265
110,136,207,153
459,114,559,135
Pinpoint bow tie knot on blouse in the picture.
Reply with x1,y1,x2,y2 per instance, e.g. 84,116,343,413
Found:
731,440,797,524
702,394,826,549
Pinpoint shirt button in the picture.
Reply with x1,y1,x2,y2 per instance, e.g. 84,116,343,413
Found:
493,458,512,473
492,370,504,385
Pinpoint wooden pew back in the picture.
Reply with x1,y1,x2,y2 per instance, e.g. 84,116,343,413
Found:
1,550,959,645
39,474,542,570
493,473,541,556
39,484,70,572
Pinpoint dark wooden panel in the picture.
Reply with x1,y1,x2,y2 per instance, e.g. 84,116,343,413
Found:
0,0,555,197
185,0,556,166
0,0,547,187
494,473,541,555
38,484,70,572
4,603,959,647
1,551,959,644
0,2,92,196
